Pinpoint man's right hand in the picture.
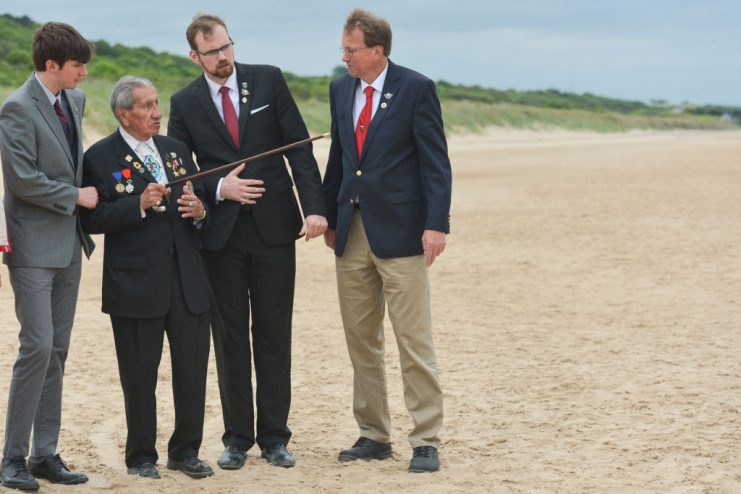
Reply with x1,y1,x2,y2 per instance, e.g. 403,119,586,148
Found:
140,183,169,210
76,186,99,209
220,163,265,204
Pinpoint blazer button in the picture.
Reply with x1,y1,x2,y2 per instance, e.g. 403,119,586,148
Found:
355,170,362,176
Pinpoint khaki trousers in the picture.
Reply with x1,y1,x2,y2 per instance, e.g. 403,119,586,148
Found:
336,210,443,448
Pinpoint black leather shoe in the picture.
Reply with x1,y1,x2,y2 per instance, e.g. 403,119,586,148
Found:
338,437,392,462
166,457,214,479
408,446,440,473
127,462,160,479
27,454,88,485
260,443,296,468
0,457,39,491
217,445,246,470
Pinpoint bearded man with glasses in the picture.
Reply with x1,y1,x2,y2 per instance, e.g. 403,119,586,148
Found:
168,13,327,471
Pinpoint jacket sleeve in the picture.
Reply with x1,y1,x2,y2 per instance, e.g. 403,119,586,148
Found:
412,79,452,233
322,82,343,229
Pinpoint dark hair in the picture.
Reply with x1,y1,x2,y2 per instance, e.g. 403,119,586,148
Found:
344,8,392,57
32,22,93,71
186,13,228,50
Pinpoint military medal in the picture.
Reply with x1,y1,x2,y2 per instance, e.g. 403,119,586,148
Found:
121,169,134,193
113,171,125,193
241,82,249,104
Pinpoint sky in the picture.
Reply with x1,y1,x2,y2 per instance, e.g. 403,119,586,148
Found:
2,0,739,106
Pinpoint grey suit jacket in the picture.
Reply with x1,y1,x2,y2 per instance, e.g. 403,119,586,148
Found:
0,74,94,268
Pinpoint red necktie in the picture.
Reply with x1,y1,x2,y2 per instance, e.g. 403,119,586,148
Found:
54,99,70,133
219,86,239,146
355,86,374,158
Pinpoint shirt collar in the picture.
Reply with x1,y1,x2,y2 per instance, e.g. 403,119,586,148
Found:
34,72,59,106
205,69,239,99
118,127,156,157
359,61,389,94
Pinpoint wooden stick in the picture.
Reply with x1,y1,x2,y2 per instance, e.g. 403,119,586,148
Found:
166,133,329,186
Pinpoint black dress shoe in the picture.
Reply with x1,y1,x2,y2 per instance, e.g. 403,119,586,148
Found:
0,457,39,491
127,462,160,479
408,446,440,473
260,443,295,468
166,457,214,479
217,445,246,470
338,437,392,462
27,454,88,485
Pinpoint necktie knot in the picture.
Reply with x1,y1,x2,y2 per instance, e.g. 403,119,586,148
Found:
364,86,374,99
219,86,230,96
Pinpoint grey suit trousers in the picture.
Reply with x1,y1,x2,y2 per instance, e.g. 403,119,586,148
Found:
3,258,81,458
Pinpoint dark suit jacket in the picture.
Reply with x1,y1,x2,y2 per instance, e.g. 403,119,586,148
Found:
168,62,325,250
80,132,210,319
0,74,94,267
322,60,452,258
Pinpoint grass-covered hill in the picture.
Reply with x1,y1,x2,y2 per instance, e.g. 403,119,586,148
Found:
1,13,739,135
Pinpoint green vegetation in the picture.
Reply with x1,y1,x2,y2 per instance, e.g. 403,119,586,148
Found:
1,13,739,136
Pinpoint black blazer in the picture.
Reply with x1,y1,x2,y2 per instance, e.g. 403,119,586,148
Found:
323,60,452,258
168,62,325,250
80,132,210,319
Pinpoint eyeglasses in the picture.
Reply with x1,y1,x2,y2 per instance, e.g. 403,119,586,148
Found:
195,40,235,58
340,46,372,57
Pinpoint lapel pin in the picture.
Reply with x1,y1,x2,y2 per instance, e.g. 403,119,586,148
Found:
384,92,393,100
241,97,247,104
380,102,387,109
125,155,133,162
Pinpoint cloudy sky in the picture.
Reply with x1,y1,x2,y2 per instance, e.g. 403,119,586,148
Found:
2,0,739,105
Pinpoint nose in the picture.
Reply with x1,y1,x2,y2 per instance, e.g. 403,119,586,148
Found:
342,52,351,63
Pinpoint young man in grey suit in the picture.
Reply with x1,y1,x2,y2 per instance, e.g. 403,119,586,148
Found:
323,9,452,473
0,22,97,491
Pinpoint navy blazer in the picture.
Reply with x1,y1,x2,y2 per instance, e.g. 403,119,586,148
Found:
323,60,452,258
168,62,325,250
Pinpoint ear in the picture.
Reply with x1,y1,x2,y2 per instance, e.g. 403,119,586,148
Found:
116,109,129,127
188,50,201,65
44,59,61,72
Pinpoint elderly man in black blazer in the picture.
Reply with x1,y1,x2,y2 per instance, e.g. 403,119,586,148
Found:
168,14,326,469
323,9,452,474
82,76,213,480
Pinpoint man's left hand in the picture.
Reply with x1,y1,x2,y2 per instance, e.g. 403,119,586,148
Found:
422,230,446,267
300,215,328,241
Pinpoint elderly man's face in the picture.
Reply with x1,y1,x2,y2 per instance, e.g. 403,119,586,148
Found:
119,86,161,141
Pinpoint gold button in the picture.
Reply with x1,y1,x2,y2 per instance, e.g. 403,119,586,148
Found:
356,170,362,176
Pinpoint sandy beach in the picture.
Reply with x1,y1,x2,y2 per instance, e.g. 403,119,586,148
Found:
1,128,740,493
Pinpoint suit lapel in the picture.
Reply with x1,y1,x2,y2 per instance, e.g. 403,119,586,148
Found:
114,133,155,185
236,63,253,149
341,77,360,167
28,78,74,169
63,89,84,179
194,75,239,152
359,60,399,162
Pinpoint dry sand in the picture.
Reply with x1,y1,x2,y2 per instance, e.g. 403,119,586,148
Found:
1,128,740,493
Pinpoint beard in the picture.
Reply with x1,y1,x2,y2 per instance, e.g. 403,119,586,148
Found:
207,59,234,80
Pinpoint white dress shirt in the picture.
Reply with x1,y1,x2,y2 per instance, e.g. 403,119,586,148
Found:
353,62,389,128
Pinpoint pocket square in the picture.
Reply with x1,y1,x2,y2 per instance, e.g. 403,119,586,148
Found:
251,104,269,115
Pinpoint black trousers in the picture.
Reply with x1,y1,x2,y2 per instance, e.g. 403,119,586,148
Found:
203,209,295,451
110,261,210,467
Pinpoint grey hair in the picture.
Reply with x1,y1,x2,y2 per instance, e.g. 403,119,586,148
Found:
110,75,154,121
